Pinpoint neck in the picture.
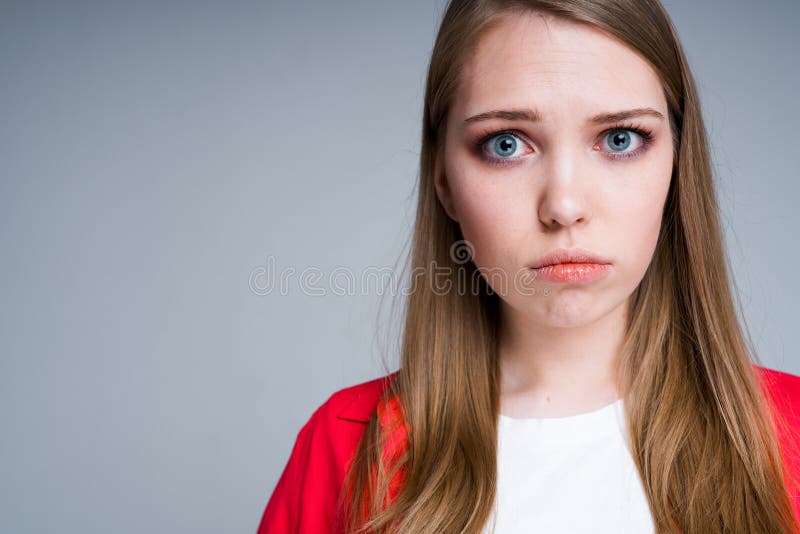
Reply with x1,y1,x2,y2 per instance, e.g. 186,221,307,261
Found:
497,297,629,417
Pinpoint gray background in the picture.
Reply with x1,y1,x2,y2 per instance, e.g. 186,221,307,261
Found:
1,1,797,532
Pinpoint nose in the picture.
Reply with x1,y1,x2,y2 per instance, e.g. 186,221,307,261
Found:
537,144,593,229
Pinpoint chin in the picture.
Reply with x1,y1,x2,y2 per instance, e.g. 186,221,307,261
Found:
520,288,627,326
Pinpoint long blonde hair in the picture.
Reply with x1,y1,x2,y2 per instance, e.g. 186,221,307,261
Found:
343,1,799,532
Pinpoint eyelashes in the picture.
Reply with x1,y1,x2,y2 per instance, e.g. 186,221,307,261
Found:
472,123,655,167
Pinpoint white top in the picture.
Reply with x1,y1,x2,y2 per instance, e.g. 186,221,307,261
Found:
481,398,656,534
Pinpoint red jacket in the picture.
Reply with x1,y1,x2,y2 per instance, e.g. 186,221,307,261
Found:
257,365,800,533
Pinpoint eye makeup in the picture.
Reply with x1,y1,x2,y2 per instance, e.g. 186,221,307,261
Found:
599,122,655,161
470,122,655,168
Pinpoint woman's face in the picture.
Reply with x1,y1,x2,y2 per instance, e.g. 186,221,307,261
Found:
436,12,674,328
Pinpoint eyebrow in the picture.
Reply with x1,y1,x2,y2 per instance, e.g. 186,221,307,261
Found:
463,107,665,125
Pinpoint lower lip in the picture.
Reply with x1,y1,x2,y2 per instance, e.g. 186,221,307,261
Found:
532,263,610,283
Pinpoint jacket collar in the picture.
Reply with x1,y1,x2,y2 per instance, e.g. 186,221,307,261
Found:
336,373,397,423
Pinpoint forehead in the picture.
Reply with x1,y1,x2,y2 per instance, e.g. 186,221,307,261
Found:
454,12,666,120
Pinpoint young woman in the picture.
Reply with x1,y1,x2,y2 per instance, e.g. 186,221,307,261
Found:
258,1,800,532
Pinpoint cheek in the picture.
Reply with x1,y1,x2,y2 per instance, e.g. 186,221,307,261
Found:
605,167,672,276
447,168,535,269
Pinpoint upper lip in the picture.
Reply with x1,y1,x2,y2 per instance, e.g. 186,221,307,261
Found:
530,247,611,269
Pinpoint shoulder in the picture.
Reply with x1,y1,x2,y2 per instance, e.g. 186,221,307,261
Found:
754,364,800,441
286,372,398,477
257,372,397,534
754,364,800,415
315,372,398,425
754,365,800,514
288,372,398,455
290,371,398,469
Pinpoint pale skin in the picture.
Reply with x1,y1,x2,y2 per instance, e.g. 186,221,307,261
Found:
434,12,674,418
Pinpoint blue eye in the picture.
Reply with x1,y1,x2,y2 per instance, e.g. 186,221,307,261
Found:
477,132,531,166
602,128,652,159
491,133,522,158
607,130,633,151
